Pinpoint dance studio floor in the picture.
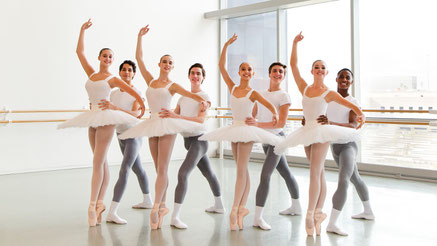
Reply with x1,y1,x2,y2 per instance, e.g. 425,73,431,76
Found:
1,158,436,246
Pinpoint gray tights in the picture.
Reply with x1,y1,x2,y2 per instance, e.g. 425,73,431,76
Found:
331,142,369,211
112,136,149,203
174,135,221,204
256,132,300,207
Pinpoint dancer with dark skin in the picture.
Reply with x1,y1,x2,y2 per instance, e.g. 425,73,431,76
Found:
303,68,375,236
275,32,365,236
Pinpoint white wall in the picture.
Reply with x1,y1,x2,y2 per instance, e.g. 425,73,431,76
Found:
0,0,220,174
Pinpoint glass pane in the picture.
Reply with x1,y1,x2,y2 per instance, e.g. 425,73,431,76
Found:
227,0,269,8
361,124,437,170
226,12,277,96
285,0,351,158
359,0,437,170
359,0,437,118
224,12,277,152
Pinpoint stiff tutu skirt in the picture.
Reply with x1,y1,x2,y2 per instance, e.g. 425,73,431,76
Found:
119,113,205,139
58,107,139,129
274,120,360,154
199,121,281,146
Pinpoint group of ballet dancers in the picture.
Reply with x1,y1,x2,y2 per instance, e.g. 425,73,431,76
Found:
59,20,375,237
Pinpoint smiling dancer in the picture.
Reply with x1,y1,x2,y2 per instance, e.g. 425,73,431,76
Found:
275,32,365,236
93,60,153,225
311,68,374,236
58,19,145,227
160,63,224,229
245,62,301,230
119,25,207,230
200,34,280,231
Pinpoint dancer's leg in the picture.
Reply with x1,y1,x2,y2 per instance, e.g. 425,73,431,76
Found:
89,125,115,201
254,144,280,230
309,142,330,235
107,137,143,224
230,142,252,230
151,134,176,228
88,125,115,225
195,139,223,213
130,139,152,209
345,142,374,220
172,136,207,229
275,148,301,215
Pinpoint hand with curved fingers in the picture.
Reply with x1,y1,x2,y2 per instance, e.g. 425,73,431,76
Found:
245,117,258,127
138,25,150,37
98,99,118,111
159,108,179,119
356,114,366,129
81,19,92,31
200,101,208,113
316,115,329,125
272,114,278,126
226,33,238,46
294,31,304,43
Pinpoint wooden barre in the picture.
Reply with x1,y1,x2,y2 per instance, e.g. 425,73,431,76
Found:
1,108,432,114
1,117,432,126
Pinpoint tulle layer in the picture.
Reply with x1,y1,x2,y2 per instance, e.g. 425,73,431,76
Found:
57,109,139,129
119,116,205,139
274,121,360,154
199,121,282,145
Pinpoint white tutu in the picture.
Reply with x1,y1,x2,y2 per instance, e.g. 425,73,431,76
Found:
199,121,282,145
57,107,140,129
119,113,205,139
274,120,360,154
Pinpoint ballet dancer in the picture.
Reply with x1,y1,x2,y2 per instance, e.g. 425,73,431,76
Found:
58,19,146,227
199,34,280,231
274,32,365,236
159,63,224,229
94,60,153,224
312,68,374,235
119,25,207,230
245,62,301,230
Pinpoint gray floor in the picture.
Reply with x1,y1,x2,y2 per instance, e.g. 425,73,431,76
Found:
1,158,436,246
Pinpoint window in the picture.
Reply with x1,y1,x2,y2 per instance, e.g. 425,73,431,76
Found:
284,0,351,158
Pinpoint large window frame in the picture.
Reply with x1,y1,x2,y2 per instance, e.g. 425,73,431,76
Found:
206,0,437,182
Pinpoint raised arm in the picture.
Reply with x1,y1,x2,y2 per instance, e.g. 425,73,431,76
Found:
250,91,278,125
290,32,308,95
219,34,238,92
76,19,95,77
136,25,154,86
325,91,365,129
108,78,146,118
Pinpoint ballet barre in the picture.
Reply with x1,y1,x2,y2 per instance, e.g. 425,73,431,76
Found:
1,108,434,114
1,108,436,126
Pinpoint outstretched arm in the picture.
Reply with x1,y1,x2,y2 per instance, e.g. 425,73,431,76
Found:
98,100,141,117
170,83,206,105
316,112,358,128
76,19,95,77
219,34,238,92
290,32,308,95
325,91,365,129
109,78,146,118
136,25,154,86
